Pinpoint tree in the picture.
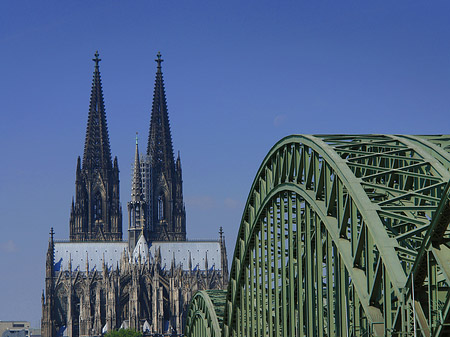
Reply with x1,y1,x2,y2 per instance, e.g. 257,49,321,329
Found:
104,329,142,337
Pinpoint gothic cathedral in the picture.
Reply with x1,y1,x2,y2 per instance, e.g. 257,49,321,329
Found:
41,52,228,337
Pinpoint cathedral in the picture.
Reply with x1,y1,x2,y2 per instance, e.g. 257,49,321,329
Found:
41,52,228,337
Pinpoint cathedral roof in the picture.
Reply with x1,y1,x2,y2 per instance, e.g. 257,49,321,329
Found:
149,241,222,271
54,241,127,272
82,51,113,171
132,232,149,262
53,240,222,272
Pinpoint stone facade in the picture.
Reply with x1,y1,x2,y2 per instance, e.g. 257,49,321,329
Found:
41,52,228,337
144,52,186,242
42,232,228,337
69,52,122,243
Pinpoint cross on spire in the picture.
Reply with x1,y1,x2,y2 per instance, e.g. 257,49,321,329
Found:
155,52,163,72
93,51,101,68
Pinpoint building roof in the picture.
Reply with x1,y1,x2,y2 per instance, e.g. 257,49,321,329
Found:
149,241,222,271
54,242,127,272
54,239,222,272
132,234,149,262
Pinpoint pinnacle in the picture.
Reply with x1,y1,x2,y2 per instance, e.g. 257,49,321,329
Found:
82,51,112,171
93,51,101,65
49,227,54,242
155,52,163,73
131,133,143,201
147,52,175,170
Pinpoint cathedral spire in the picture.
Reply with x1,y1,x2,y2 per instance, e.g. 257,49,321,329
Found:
147,52,174,170
143,52,186,242
82,51,112,171
46,228,55,278
128,133,147,250
70,52,122,242
131,133,144,202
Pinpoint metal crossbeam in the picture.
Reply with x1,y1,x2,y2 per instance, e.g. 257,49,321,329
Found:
185,135,450,337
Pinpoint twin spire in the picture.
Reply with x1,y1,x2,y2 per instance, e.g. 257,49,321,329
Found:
147,52,175,171
82,51,112,171
134,51,186,242
78,51,185,243
83,50,175,173
132,51,175,199
71,51,122,242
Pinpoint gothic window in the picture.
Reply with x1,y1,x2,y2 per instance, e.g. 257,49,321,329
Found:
135,204,140,220
158,193,165,221
93,191,103,222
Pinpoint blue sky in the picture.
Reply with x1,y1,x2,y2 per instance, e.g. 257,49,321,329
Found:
1,1,450,327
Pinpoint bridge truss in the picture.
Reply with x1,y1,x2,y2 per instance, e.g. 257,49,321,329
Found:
185,135,450,337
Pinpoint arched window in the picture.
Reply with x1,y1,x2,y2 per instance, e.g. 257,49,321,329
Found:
157,193,165,221
135,204,140,218
93,191,103,222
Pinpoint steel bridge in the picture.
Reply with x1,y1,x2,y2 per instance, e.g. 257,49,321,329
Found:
185,135,450,337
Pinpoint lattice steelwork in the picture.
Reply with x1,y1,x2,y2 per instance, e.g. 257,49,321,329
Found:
185,290,227,337
185,135,450,337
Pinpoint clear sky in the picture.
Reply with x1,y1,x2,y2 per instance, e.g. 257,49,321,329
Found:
1,0,449,327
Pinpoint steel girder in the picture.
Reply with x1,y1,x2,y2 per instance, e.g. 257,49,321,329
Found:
185,290,227,337
222,134,450,337
185,135,450,337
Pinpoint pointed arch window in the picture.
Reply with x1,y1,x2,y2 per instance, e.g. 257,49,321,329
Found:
157,193,165,221
93,191,103,222
135,204,141,226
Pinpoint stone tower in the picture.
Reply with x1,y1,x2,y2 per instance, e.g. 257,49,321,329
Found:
127,134,147,250
145,52,186,241
41,228,55,337
69,52,122,242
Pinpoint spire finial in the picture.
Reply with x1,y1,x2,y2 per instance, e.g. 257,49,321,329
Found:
50,227,54,242
155,52,163,72
93,51,101,68
136,132,139,145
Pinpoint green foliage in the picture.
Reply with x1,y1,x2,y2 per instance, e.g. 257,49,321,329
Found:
104,329,142,337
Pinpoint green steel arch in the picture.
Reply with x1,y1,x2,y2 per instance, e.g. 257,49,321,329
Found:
186,134,450,337
185,290,227,337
